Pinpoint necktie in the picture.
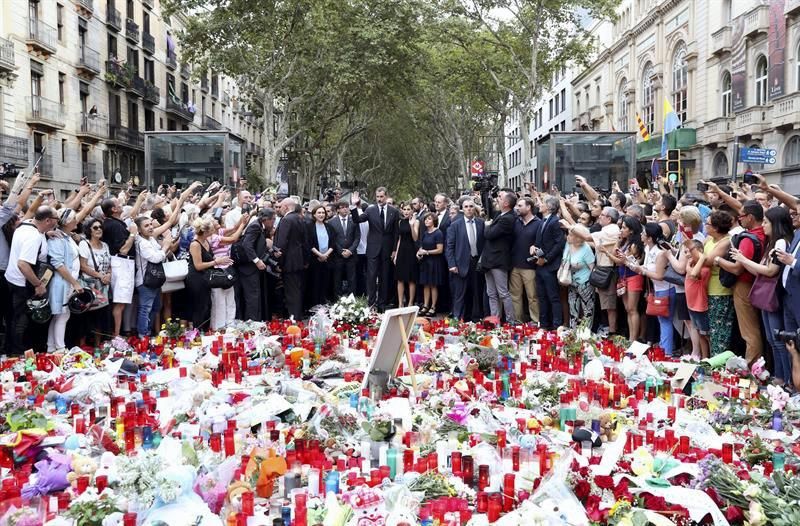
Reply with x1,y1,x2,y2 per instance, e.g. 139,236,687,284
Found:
467,219,478,257
380,206,385,228
342,216,347,233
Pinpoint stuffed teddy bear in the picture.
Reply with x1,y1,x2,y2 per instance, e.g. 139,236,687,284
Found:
599,412,619,442
66,454,98,487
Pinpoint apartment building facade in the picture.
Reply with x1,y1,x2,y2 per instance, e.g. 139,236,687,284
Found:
0,0,265,198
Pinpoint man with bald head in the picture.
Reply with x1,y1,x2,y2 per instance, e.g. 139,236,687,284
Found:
274,197,307,320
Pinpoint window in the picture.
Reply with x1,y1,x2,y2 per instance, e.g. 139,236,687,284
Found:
128,101,138,130
785,136,800,166
108,35,117,59
144,58,154,83
61,139,67,163
721,72,732,116
642,63,655,133
549,99,553,119
554,94,559,115
561,88,566,112
143,11,150,34
723,0,732,22
796,41,800,91
58,73,65,105
618,79,628,131
127,47,139,74
672,44,688,123
145,109,155,131
57,4,64,42
755,55,768,105
127,0,134,19
712,152,729,178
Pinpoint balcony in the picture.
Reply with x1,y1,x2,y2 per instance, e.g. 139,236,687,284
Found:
788,0,800,17
588,105,601,121
126,75,146,98
772,93,800,131
142,33,155,55
221,92,230,106
77,46,101,76
142,0,154,8
37,155,54,179
180,63,190,80
734,106,770,138
202,115,223,130
701,116,733,146
26,19,57,56
232,99,239,113
200,77,209,93
0,37,15,74
105,60,132,89
82,162,99,182
743,5,768,38
77,113,108,142
0,133,30,165
26,96,65,130
144,82,160,105
166,51,177,70
710,26,731,57
108,125,144,150
76,0,93,16
166,97,194,121
125,18,139,43
106,8,122,32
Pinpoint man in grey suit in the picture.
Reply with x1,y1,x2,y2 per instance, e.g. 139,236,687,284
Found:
446,199,485,321
330,201,361,296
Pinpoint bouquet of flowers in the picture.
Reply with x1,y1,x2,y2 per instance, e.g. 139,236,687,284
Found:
329,294,374,335
160,318,186,340
114,451,181,509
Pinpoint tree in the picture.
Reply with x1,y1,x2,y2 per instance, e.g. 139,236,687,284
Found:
451,0,619,184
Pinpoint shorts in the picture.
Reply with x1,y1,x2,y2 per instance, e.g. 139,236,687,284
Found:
674,292,690,321
597,272,618,310
110,256,135,304
620,274,644,293
688,309,710,334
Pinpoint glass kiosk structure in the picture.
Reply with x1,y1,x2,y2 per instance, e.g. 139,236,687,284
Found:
144,131,244,188
535,132,637,193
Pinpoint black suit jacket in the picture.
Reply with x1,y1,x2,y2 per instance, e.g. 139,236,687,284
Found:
438,211,452,235
305,221,337,254
534,214,566,271
481,210,515,271
446,216,485,277
351,204,399,258
329,214,360,255
274,212,307,273
238,221,267,276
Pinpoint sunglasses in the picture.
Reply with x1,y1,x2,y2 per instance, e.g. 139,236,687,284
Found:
91,225,103,231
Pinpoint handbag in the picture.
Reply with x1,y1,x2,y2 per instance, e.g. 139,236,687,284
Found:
557,258,572,286
663,264,685,287
589,265,614,289
78,241,109,311
138,239,166,288
645,281,670,317
163,258,188,282
616,279,627,296
749,274,779,312
207,267,237,289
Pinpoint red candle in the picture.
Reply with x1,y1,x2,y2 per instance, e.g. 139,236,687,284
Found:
487,493,502,523
123,513,137,526
511,446,520,472
496,430,507,449
478,464,490,491
476,492,488,513
76,475,89,494
679,435,689,455
95,474,108,493
722,443,733,463
451,451,462,474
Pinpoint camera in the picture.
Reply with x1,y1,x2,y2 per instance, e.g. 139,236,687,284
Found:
773,328,800,346
658,240,673,251
527,247,544,264
471,172,499,196
0,163,19,179
264,250,281,278
743,173,759,185
771,249,781,265
323,187,336,202
697,182,710,192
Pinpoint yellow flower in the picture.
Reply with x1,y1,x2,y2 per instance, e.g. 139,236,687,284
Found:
609,499,630,516
631,447,655,477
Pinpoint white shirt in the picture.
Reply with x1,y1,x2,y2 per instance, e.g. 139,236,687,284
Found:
225,207,243,229
590,223,620,267
358,219,369,255
4,222,47,287
135,236,166,287
781,238,795,288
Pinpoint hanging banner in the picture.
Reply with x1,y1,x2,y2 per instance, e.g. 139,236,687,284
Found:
731,16,747,112
768,0,786,100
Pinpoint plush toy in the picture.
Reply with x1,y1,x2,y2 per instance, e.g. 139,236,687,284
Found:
191,363,212,381
599,412,619,442
343,486,387,526
66,454,98,487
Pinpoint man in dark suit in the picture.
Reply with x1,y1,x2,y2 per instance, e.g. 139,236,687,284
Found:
531,196,566,329
330,201,361,297
482,191,518,323
777,204,800,337
446,198,485,321
274,198,307,320
236,208,273,321
350,187,399,309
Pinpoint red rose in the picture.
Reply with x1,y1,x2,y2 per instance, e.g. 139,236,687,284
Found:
585,494,607,522
594,475,614,490
573,480,591,501
705,487,725,508
617,460,632,472
613,478,632,501
588,456,602,465
725,506,745,523
736,469,751,481
641,493,668,511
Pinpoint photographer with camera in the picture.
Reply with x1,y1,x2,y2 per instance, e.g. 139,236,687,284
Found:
482,190,518,324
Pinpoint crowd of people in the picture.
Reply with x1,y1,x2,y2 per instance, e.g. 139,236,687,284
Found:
0,171,799,388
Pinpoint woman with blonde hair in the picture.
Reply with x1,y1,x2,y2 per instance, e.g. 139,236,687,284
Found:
563,224,596,327
187,216,232,330
47,208,84,352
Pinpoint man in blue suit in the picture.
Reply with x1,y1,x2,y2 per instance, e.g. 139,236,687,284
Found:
531,196,566,330
777,203,800,336
446,199,485,321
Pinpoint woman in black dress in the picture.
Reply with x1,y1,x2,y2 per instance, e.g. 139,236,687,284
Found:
187,217,232,331
394,203,419,307
417,213,445,316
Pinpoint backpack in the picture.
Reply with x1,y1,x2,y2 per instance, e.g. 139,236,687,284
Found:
718,232,763,288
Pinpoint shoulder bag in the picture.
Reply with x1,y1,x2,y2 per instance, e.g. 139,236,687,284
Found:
207,267,237,289
79,241,110,311
663,263,686,287
645,279,670,317
138,239,167,289
557,248,572,286
589,265,614,289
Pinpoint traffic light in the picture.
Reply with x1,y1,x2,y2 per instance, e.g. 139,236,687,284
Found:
666,149,681,183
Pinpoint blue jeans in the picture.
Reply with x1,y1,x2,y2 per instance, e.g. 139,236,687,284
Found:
765,309,791,384
655,288,676,356
136,285,161,338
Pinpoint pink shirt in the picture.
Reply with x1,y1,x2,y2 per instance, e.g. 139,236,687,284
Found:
210,228,231,268
685,266,710,312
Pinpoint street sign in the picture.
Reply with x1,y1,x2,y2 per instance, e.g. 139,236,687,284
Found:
739,147,777,164
470,160,485,175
